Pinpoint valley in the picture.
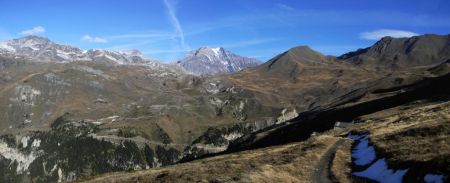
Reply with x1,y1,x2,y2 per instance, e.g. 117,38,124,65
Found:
0,34,449,182
84,85,450,183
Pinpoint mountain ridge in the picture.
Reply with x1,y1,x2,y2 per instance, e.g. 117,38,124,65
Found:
338,34,450,67
0,36,261,75
0,35,164,67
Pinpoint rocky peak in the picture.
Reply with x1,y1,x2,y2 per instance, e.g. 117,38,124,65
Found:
188,47,226,58
121,49,144,56
285,46,325,61
6,35,52,50
15,35,51,44
177,47,260,75
263,45,327,71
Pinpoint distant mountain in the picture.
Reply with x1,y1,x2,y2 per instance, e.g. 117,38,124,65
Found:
338,34,450,68
176,47,260,75
0,35,164,68
0,36,262,75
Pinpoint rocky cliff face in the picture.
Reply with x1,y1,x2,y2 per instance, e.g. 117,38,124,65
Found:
0,115,181,182
176,47,260,75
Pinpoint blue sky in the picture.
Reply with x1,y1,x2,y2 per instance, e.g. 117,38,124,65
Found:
0,0,449,62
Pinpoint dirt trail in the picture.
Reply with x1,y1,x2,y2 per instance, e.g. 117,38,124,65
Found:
312,138,345,183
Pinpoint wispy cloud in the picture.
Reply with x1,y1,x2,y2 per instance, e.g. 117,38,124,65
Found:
203,9,450,31
19,26,45,36
359,29,419,40
108,31,173,40
219,38,279,48
276,3,294,11
106,40,157,51
81,35,108,43
163,0,189,50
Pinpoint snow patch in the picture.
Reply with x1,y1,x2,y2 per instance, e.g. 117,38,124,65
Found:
211,47,221,56
424,174,444,183
276,108,298,124
28,46,40,50
352,136,376,166
222,132,243,141
21,136,30,148
206,83,221,94
0,42,16,52
238,101,245,111
104,54,120,63
153,157,162,168
58,168,63,182
193,144,228,153
50,164,58,174
57,53,71,60
89,115,120,125
14,85,41,106
353,159,408,183
0,141,37,174
31,139,41,147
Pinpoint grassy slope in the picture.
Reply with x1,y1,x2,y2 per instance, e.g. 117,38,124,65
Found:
82,100,449,182
83,135,346,183
347,100,450,175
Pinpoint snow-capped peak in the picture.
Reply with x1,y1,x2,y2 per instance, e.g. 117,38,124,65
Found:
211,47,221,56
120,49,143,56
0,36,166,69
17,35,51,44
176,46,260,75
0,41,16,52
187,47,227,59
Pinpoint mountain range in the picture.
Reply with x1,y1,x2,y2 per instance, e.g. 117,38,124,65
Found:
0,34,449,182
0,36,260,75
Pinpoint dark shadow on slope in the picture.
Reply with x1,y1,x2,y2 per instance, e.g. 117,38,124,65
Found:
225,72,450,153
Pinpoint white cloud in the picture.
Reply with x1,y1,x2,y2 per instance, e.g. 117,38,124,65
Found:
163,0,189,50
81,35,108,43
276,3,294,11
19,26,45,36
359,29,419,40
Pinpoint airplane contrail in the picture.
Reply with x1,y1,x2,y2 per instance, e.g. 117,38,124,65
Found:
163,0,188,50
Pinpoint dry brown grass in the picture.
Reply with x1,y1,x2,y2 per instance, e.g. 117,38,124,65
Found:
81,100,450,182
349,101,450,165
82,136,343,183
330,139,352,183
